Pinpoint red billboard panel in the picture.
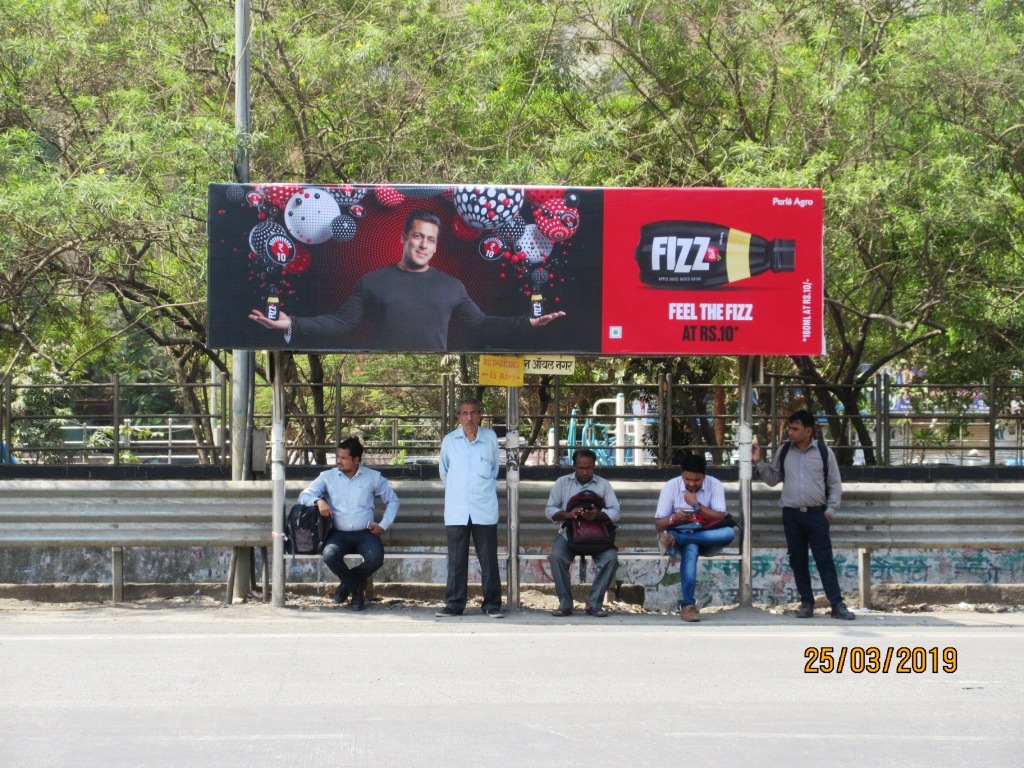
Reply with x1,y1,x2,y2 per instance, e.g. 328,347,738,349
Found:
207,184,822,355
602,188,823,355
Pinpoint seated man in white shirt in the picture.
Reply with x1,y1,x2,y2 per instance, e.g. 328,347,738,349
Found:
298,436,399,611
654,454,737,622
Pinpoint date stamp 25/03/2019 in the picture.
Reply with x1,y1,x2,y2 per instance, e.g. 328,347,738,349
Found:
804,646,958,674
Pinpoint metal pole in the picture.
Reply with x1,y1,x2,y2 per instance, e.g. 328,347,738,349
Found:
234,0,251,186
219,372,228,465
441,374,450,434
3,376,11,461
880,373,890,466
112,373,120,467
614,391,626,466
737,356,755,608
657,373,667,465
989,374,997,466
230,0,253,481
665,373,674,463
505,386,521,611
334,371,342,448
552,375,560,467
111,547,124,603
270,351,287,607
230,0,255,597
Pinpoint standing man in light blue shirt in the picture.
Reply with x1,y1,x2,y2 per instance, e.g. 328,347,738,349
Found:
298,436,399,611
436,397,504,618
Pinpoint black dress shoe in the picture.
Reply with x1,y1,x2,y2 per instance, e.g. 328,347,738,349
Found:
830,602,856,620
332,585,350,604
795,601,815,619
350,587,366,612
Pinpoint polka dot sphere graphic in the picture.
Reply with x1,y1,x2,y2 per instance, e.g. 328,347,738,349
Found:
453,186,524,230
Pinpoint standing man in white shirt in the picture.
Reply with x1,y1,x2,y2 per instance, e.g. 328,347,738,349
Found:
436,398,504,618
298,436,399,611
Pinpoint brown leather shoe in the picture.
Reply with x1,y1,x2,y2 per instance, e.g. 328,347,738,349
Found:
680,604,700,622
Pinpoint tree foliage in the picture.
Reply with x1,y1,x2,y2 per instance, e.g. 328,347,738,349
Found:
2,0,1021,464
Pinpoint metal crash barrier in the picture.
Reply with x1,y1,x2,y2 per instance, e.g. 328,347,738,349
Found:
2,480,1023,608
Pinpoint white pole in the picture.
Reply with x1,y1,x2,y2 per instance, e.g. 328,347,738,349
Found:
270,352,287,607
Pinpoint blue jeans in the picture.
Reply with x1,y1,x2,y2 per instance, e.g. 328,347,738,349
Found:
322,529,385,592
665,526,737,606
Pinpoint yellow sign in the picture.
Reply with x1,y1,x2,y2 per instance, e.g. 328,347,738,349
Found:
479,355,525,386
524,355,576,375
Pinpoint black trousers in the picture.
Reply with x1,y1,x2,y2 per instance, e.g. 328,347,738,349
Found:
782,507,843,605
443,522,501,613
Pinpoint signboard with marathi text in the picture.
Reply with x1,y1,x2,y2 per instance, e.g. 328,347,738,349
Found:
207,184,823,355
523,355,576,376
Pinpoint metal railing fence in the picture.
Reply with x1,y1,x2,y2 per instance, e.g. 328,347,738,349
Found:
1,375,228,466
3,371,1023,468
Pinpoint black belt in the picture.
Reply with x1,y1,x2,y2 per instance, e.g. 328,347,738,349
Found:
785,505,826,514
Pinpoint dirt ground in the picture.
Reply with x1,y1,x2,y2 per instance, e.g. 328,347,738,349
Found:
0,585,1020,616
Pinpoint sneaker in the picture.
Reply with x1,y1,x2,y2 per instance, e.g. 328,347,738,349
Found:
585,606,609,618
550,608,573,617
795,601,815,619
484,607,505,619
332,585,350,605
830,602,856,621
435,607,463,617
680,604,700,622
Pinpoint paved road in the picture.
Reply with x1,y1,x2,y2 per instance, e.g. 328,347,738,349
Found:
1,604,1021,767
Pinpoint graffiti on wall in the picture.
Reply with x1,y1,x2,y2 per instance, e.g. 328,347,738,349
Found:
1,547,1021,610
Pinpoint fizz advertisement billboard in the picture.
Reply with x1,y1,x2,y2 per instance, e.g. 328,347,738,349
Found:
207,183,823,355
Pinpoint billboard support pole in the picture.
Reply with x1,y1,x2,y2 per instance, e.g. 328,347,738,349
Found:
270,351,287,608
506,386,521,611
230,0,255,600
738,355,755,608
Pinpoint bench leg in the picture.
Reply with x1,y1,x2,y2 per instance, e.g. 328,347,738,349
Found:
248,547,257,597
224,547,237,606
112,547,124,603
858,548,872,610
261,547,270,603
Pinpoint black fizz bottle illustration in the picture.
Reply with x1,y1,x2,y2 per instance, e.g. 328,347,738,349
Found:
635,221,795,288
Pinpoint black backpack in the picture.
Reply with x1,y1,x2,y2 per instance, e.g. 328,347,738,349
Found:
284,503,333,555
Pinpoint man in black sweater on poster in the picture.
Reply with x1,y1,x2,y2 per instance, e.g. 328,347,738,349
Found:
249,210,565,351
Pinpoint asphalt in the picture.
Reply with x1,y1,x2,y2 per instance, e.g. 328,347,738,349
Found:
1,603,1021,767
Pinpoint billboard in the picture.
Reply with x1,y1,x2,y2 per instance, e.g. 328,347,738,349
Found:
207,183,823,355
